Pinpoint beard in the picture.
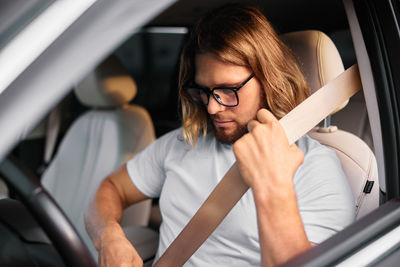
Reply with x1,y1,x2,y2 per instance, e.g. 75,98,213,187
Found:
211,120,248,145
211,92,268,145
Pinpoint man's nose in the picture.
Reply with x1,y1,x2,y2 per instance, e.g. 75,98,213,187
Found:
207,95,226,114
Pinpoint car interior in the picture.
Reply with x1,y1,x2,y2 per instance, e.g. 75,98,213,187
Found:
0,0,390,266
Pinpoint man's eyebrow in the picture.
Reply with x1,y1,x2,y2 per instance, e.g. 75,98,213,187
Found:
195,81,241,89
192,82,209,89
213,82,240,88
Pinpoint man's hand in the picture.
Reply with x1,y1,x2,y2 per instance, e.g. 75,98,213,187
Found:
233,108,304,194
233,108,310,267
98,224,143,267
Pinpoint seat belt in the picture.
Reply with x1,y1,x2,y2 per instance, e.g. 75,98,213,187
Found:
154,64,362,267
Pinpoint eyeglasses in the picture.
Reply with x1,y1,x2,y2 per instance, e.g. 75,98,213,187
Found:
185,73,255,107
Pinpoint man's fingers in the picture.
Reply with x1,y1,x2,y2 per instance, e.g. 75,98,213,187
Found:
257,108,277,124
248,109,278,132
247,120,260,132
248,108,274,132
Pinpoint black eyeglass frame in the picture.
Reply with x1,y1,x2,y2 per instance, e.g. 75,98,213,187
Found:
185,73,255,107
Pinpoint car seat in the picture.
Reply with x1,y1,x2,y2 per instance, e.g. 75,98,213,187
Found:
41,55,156,258
280,30,379,219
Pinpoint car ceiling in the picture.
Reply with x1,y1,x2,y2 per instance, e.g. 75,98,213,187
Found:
147,0,348,34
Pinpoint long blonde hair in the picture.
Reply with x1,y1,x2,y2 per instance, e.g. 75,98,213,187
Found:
179,4,310,145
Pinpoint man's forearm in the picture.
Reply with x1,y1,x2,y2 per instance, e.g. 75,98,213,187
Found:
85,164,150,253
85,165,149,266
253,184,311,267
233,109,310,266
85,178,126,250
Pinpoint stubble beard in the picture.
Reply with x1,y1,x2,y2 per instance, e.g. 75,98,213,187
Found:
211,120,248,145
211,92,268,145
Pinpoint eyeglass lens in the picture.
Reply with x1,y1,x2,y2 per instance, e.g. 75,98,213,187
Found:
213,89,237,106
186,88,237,106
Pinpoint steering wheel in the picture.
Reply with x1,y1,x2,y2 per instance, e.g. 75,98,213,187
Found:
0,156,97,267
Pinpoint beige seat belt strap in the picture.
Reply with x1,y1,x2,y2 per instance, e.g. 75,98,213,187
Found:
154,64,362,267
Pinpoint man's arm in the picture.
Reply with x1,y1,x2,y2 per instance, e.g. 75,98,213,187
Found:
233,109,311,267
85,164,149,267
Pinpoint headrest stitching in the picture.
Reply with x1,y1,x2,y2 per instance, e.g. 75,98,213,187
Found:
316,31,325,87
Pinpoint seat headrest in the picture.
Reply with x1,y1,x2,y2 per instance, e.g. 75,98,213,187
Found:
74,55,137,108
280,30,348,113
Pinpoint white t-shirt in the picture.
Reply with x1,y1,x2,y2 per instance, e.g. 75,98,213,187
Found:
126,128,355,266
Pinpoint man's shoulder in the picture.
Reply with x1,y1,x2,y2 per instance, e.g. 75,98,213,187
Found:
157,128,221,149
296,134,336,160
155,127,185,145
295,134,345,184
294,134,351,195
151,127,203,156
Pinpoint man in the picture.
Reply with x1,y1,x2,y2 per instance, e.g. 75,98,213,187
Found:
85,4,355,267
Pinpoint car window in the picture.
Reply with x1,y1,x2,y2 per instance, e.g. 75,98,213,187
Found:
115,27,188,137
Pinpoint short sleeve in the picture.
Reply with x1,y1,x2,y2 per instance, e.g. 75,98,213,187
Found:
126,129,180,198
294,136,356,244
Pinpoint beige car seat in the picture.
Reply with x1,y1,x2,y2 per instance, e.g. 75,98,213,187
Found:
281,30,379,219
41,55,156,258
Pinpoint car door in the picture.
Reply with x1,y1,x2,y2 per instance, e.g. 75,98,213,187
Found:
282,0,400,265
